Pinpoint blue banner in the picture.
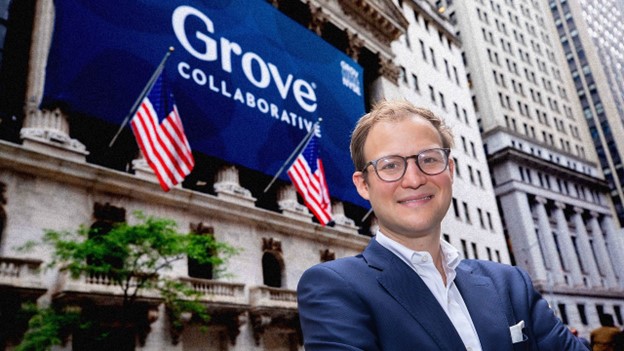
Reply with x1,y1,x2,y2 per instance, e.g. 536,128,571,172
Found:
43,0,367,207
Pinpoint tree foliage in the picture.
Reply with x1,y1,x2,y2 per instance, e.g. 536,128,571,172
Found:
14,303,82,351
18,212,238,349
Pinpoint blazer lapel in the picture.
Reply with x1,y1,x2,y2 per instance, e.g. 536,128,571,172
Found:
455,263,515,351
363,239,466,351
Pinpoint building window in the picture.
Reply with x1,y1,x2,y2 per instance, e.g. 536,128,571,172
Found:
262,238,284,288
461,239,469,258
262,251,283,287
477,208,485,228
558,304,569,325
463,201,471,223
188,223,215,280
487,211,494,230
320,249,335,262
88,203,126,271
400,66,407,83
471,242,479,259
614,305,623,325
577,304,588,325
412,73,420,92
420,39,427,61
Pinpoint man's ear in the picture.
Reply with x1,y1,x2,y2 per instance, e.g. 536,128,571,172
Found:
448,157,455,183
353,171,370,200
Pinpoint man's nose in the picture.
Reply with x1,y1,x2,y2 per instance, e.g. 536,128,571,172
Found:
400,159,427,187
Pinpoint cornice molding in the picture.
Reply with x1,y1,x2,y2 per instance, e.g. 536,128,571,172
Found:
336,0,408,46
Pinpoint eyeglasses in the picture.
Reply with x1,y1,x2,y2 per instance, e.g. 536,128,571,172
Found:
362,148,451,182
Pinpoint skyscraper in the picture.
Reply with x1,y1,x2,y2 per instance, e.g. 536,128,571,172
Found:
443,0,624,335
548,0,624,227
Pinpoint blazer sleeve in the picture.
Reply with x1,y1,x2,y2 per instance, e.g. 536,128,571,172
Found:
514,266,590,350
297,263,381,351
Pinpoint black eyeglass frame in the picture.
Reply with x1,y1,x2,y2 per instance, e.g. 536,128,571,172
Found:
361,148,451,182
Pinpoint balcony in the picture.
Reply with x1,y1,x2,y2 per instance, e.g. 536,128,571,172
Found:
248,286,300,346
0,256,46,298
179,277,247,307
249,286,298,309
175,277,249,345
53,270,162,306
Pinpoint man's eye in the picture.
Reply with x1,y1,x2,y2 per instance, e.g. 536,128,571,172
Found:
422,157,441,164
380,161,401,170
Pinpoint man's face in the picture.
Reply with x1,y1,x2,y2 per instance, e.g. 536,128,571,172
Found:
352,115,454,245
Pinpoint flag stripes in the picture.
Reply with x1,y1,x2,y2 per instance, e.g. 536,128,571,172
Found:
131,73,194,191
287,135,332,225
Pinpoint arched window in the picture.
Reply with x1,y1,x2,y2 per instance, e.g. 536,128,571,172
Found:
261,237,284,288
187,223,214,280
262,251,283,288
88,203,126,269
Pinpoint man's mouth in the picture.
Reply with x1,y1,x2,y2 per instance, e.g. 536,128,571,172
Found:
399,195,433,204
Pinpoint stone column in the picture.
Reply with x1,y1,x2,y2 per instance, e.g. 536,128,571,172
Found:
346,31,365,61
308,4,327,36
213,165,256,207
572,207,601,287
588,212,618,288
533,196,564,285
331,201,357,233
378,55,400,85
553,201,583,286
600,215,624,288
277,185,312,222
20,0,87,161
499,192,547,284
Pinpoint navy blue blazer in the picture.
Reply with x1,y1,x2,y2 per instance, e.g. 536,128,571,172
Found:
297,238,588,350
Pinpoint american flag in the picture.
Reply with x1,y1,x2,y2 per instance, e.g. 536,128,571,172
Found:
287,134,333,225
131,73,194,191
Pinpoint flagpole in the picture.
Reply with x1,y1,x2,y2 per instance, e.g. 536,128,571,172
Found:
108,46,175,148
361,208,373,222
263,118,322,193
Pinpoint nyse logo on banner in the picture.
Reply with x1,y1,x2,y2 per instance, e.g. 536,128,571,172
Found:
340,61,361,96
172,5,318,114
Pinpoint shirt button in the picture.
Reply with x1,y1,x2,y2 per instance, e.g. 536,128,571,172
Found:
467,347,473,351
421,256,428,262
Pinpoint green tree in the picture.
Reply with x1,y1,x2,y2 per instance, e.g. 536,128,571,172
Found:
17,212,238,350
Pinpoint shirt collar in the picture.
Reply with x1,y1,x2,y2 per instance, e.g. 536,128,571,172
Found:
375,230,462,271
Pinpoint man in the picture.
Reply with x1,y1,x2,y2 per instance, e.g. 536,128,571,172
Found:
297,100,587,350
591,314,621,351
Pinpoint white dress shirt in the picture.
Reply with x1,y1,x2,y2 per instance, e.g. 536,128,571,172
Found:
376,231,483,351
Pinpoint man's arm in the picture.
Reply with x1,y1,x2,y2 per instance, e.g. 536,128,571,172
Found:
297,263,380,351
515,267,589,350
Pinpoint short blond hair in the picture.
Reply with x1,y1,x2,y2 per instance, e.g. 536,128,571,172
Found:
350,100,454,171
